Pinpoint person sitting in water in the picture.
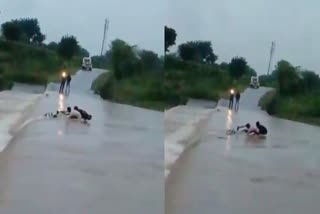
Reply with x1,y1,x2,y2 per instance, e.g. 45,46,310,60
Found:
256,121,268,135
74,106,92,122
237,121,267,135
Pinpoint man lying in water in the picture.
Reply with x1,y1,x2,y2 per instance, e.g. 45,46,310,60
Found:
237,121,268,135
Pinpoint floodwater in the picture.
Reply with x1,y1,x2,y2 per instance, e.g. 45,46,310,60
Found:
166,87,320,214
0,69,163,214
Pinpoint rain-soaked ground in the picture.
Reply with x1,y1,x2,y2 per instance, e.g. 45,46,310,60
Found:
166,87,320,214
0,69,163,214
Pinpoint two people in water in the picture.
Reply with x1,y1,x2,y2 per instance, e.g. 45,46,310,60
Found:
44,106,92,123
237,121,268,136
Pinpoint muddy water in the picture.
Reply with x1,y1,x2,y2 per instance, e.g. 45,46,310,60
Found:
0,69,163,214
166,88,320,214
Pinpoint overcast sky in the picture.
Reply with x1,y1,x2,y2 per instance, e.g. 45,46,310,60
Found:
1,0,164,56
166,0,320,74
2,1,320,74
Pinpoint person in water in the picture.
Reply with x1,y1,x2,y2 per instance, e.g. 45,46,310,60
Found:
74,106,92,122
237,121,267,135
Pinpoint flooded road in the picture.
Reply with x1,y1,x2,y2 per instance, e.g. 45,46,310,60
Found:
0,69,163,214
166,87,320,214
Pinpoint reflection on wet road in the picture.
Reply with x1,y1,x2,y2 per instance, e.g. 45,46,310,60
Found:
166,87,320,214
0,69,163,214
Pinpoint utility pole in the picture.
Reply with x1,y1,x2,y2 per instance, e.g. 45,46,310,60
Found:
267,41,275,75
100,18,109,56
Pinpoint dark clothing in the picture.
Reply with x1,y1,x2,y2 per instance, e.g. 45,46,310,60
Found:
257,124,268,135
235,92,240,110
75,108,90,120
236,92,240,101
66,75,71,84
229,94,234,109
59,78,66,93
65,75,71,95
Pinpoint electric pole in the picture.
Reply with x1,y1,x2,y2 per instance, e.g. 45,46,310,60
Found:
100,18,109,56
267,41,275,75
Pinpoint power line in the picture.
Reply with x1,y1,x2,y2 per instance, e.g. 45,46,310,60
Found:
100,18,109,56
267,41,275,75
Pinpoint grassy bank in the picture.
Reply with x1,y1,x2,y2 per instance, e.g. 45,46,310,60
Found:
92,69,249,111
259,90,320,126
0,40,80,89
92,72,167,111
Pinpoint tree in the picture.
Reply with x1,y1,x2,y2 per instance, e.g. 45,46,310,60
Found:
139,50,160,70
178,42,195,61
78,46,90,57
110,39,139,80
58,35,79,59
229,57,247,79
220,62,229,71
1,18,46,44
245,66,257,77
1,22,22,41
178,41,217,64
276,60,301,95
16,18,41,43
300,70,320,92
47,42,59,51
165,26,177,53
32,32,46,45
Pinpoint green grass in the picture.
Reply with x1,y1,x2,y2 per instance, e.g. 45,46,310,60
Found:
92,72,168,111
259,90,276,110
259,90,320,126
91,72,111,93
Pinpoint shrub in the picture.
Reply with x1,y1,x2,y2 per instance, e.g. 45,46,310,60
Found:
100,74,115,99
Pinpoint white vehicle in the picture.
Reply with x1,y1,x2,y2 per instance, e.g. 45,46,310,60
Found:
250,76,260,89
82,57,92,71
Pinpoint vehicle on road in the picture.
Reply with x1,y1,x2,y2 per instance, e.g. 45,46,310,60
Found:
82,57,92,71
250,76,260,89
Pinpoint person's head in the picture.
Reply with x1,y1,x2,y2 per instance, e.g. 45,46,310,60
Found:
67,107,71,112
74,106,78,110
245,123,250,129
256,121,260,126
87,115,92,120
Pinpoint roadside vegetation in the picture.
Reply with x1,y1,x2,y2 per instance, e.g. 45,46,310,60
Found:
164,26,256,104
91,39,165,111
92,26,258,111
0,18,89,90
259,60,320,126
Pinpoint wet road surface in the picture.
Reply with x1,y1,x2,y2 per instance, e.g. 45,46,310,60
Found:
0,69,163,214
166,87,320,214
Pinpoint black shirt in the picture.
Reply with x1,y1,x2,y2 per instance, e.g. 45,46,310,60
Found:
257,124,268,134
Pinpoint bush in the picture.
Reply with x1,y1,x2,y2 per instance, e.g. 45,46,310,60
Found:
99,74,115,99
276,60,302,95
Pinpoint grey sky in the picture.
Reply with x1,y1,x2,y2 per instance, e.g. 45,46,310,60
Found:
1,0,164,56
166,0,320,74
